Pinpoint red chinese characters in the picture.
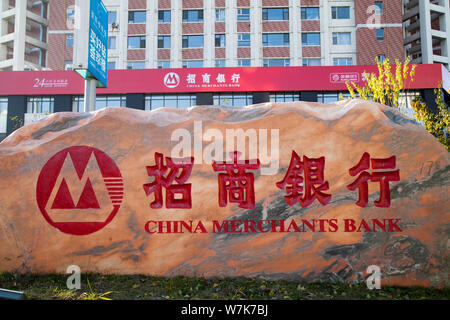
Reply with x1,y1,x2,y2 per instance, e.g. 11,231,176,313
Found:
143,152,194,209
347,152,400,208
212,151,260,209
142,150,400,211
276,151,332,207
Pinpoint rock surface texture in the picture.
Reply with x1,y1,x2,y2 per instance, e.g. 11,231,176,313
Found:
0,100,448,288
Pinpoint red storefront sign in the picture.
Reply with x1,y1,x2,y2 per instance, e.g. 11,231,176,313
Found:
0,64,445,96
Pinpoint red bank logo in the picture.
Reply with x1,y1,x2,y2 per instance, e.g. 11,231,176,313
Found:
330,72,360,84
164,72,180,88
36,146,123,235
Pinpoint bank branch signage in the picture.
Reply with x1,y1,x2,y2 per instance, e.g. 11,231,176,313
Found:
163,71,243,90
73,0,108,88
87,0,108,87
0,64,447,96
2,100,448,286
37,146,402,236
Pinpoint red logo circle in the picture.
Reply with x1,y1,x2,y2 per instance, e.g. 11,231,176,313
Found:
164,72,180,88
36,146,123,235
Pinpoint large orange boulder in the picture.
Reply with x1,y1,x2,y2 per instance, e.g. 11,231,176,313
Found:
0,100,448,288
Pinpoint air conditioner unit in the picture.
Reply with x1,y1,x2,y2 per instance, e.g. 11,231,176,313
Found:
111,22,119,30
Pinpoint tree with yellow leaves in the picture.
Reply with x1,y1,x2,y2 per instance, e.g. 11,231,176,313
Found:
345,56,417,108
410,85,449,151
344,57,448,151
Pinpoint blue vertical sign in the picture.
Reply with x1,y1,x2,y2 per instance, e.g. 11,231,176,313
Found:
88,0,108,87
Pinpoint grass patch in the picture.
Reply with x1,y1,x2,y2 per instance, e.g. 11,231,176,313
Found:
0,273,448,300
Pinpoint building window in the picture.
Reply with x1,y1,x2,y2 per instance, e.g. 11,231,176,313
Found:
262,8,289,21
72,96,82,112
128,36,146,49
215,59,225,67
262,33,289,47
65,60,73,70
96,95,126,110
127,61,146,69
398,91,420,110
302,58,321,66
73,95,126,112
158,61,170,69
66,34,73,47
40,24,46,43
302,33,320,46
238,59,251,67
158,10,171,23
333,58,353,66
375,1,383,15
158,35,171,49
216,8,225,22
128,11,146,24
66,7,75,26
301,7,319,20
237,33,251,47
0,97,8,134
182,60,203,68
145,95,196,110
213,93,253,107
182,35,204,48
332,32,351,45
270,92,300,102
318,93,351,104
237,8,250,21
41,1,48,19
331,7,350,19
215,34,226,47
263,59,290,67
108,11,117,24
376,28,385,41
108,36,116,50
377,54,386,63
107,61,116,70
27,97,54,114
182,10,203,22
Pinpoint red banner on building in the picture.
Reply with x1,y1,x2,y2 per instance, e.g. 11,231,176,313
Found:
0,64,445,96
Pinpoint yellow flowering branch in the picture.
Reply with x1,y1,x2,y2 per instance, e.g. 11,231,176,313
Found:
345,56,416,109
